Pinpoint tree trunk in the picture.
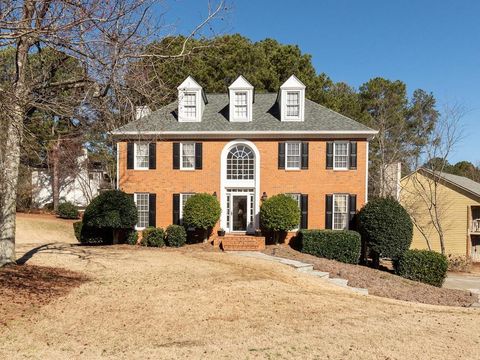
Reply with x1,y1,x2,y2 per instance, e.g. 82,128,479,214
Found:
0,105,24,266
51,138,61,211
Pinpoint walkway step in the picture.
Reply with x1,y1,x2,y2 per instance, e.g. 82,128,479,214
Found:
327,278,349,287
308,270,330,278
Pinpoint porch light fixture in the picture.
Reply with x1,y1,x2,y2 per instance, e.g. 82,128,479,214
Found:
261,192,268,201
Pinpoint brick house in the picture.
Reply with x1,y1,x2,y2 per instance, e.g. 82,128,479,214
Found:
112,75,377,246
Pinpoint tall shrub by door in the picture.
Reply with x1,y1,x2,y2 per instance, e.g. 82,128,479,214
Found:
260,194,300,244
182,193,221,241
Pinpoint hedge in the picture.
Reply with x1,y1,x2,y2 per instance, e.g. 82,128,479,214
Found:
126,230,138,245
165,225,187,247
141,227,165,247
300,230,361,264
357,197,413,262
57,202,79,219
394,249,448,287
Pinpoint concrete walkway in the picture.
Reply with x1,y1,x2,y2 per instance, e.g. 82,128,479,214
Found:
229,251,368,295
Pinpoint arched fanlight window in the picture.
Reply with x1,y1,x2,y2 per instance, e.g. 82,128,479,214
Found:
226,145,255,180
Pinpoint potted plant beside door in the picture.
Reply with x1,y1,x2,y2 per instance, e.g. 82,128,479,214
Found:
217,228,226,237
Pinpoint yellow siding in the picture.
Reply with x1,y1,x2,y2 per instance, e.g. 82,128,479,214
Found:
400,172,480,256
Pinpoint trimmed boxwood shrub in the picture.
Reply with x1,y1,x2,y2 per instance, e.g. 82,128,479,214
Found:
141,227,165,247
57,202,79,219
183,193,221,241
126,230,138,245
82,190,137,244
357,197,413,266
300,230,361,264
165,225,187,247
260,194,300,244
394,249,448,287
73,221,83,241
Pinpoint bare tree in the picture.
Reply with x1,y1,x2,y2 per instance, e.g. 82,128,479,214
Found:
0,0,225,266
400,104,465,255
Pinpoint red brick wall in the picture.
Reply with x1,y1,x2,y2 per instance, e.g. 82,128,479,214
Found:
118,139,367,230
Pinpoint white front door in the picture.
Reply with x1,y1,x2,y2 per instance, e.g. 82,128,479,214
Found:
226,190,254,233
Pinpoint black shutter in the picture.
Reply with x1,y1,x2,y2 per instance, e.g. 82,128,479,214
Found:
349,141,357,170
278,142,285,169
326,142,334,169
149,142,156,169
195,142,203,169
148,193,156,228
127,142,134,169
325,194,333,229
173,143,180,169
348,194,357,229
301,142,309,169
173,193,180,225
300,194,308,229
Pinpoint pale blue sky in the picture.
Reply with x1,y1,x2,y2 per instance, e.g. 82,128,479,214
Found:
161,0,479,164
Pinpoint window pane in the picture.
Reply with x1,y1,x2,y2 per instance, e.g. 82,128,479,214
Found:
287,193,301,229
181,143,195,169
136,143,149,169
180,193,195,224
183,93,196,118
226,145,255,180
135,193,149,228
286,142,301,169
286,92,300,117
334,143,349,169
333,194,348,230
234,92,248,119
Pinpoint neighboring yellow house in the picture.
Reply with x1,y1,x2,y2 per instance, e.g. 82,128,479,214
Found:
400,168,480,261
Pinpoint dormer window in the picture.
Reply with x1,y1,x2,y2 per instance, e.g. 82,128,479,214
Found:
234,91,248,120
229,75,253,122
279,75,306,122
286,91,300,117
177,76,206,122
183,92,197,119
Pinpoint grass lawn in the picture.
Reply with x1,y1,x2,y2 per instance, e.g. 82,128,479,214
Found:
1,213,480,359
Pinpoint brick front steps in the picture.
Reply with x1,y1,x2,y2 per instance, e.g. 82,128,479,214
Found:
215,235,266,251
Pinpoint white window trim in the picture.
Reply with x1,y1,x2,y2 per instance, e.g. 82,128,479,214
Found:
333,141,349,171
134,142,149,170
285,141,302,170
180,142,196,171
180,193,195,225
134,192,149,230
178,90,202,122
285,90,301,120
332,193,349,230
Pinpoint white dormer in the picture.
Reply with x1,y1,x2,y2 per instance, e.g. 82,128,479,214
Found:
177,76,205,122
228,75,254,122
279,75,306,122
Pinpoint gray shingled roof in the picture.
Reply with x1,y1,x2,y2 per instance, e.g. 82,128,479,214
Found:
434,171,480,198
112,93,376,136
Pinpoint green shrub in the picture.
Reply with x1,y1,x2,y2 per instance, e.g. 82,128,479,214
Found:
300,230,361,264
357,197,413,265
141,227,165,247
73,221,83,241
82,190,137,244
260,194,300,243
126,230,138,245
165,225,187,247
57,202,79,219
394,249,448,287
183,193,221,240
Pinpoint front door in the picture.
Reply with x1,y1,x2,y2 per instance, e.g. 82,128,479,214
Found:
232,195,248,231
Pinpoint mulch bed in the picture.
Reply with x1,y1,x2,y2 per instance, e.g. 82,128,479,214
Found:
0,264,88,326
263,245,478,307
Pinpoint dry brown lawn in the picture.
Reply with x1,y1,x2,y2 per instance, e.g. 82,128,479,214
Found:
1,213,480,359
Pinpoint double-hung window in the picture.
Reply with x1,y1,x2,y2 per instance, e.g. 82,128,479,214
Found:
286,91,300,118
333,194,348,230
180,193,195,224
286,142,301,170
135,143,149,170
134,193,149,229
287,193,301,229
181,143,195,170
234,92,248,120
183,92,197,119
333,142,349,170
